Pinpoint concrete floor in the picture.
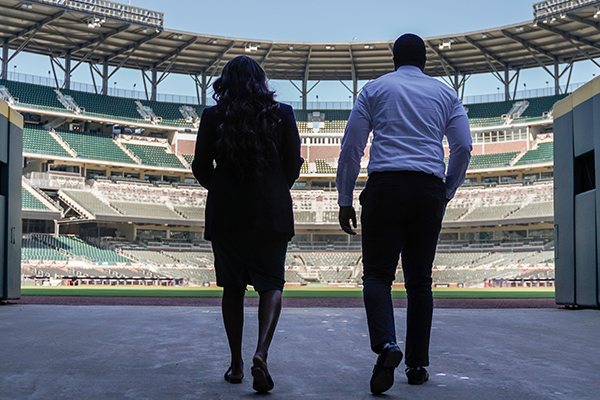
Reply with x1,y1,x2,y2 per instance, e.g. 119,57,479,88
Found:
0,304,598,400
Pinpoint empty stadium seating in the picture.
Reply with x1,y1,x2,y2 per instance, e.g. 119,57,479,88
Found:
111,201,183,219
23,124,71,157
468,152,518,169
62,88,142,122
0,79,66,111
61,190,121,216
54,128,136,164
22,187,49,210
22,238,67,261
34,235,131,263
124,143,185,168
315,159,336,173
516,142,553,165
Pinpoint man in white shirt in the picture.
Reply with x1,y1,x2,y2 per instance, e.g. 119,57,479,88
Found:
336,34,472,394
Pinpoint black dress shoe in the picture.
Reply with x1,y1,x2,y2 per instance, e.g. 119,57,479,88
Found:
405,366,429,385
370,342,403,394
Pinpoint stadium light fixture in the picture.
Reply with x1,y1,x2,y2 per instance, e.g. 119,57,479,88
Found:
438,39,453,50
325,45,335,50
170,34,183,40
560,13,566,18
515,26,525,32
364,45,374,49
244,43,260,53
288,45,294,50
17,3,32,9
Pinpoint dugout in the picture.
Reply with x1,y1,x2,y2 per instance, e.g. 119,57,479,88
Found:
554,77,600,307
0,99,22,300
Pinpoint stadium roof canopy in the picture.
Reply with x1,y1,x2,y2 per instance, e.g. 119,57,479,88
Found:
1,0,600,104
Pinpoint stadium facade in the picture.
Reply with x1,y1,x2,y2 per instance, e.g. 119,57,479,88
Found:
4,0,598,288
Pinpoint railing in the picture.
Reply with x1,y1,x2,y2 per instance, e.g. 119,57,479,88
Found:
25,172,86,190
4,71,585,110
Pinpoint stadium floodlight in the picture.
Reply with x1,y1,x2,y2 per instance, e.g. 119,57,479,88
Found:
438,39,453,50
244,43,260,53
288,45,294,50
325,45,335,50
364,45,374,49
17,2,33,9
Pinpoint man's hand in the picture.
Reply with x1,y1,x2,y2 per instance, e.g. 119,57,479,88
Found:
339,206,357,235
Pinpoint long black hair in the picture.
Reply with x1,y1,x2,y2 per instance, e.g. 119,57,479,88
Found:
212,56,280,179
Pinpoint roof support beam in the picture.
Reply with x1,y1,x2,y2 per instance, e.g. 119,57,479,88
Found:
536,22,600,52
463,36,507,67
69,24,130,55
500,29,558,61
260,43,274,68
156,37,199,83
302,46,312,110
4,10,65,43
566,13,600,34
204,41,236,84
106,31,161,62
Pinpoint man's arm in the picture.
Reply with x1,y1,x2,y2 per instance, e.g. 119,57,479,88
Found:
336,90,372,234
445,98,472,200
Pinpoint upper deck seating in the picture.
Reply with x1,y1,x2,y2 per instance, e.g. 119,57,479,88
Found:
54,128,136,164
23,124,71,157
466,100,513,119
124,143,185,168
0,79,66,111
516,142,553,165
62,89,141,121
520,94,568,117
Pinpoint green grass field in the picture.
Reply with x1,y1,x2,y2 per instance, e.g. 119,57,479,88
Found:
20,285,555,299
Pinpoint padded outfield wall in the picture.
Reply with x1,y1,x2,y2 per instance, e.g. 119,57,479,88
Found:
554,77,600,307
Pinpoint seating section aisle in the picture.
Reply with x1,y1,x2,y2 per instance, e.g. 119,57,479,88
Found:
22,187,49,210
507,202,554,219
54,128,136,164
124,143,185,168
0,79,66,111
516,142,553,165
23,124,71,157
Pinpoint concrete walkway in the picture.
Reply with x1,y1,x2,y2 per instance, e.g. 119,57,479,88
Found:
0,304,598,399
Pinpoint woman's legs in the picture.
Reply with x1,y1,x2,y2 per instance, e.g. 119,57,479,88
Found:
253,289,282,363
222,287,246,376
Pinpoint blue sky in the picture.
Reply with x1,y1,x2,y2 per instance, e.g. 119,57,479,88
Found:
9,0,600,103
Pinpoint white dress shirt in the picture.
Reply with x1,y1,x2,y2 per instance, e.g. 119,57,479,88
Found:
336,65,472,206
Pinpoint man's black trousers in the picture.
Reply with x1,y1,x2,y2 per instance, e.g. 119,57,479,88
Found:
360,170,446,367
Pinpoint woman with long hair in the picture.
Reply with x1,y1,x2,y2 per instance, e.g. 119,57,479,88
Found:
192,56,302,393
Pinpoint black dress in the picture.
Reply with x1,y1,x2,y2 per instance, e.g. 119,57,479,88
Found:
192,103,303,291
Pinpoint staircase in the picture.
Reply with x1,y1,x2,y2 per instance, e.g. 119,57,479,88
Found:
113,139,142,163
48,128,78,157
135,101,162,124
54,89,84,114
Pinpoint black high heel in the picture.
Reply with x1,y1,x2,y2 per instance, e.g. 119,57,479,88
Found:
224,367,244,384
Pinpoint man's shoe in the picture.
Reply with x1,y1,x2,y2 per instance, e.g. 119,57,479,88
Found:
405,366,429,385
370,342,403,394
